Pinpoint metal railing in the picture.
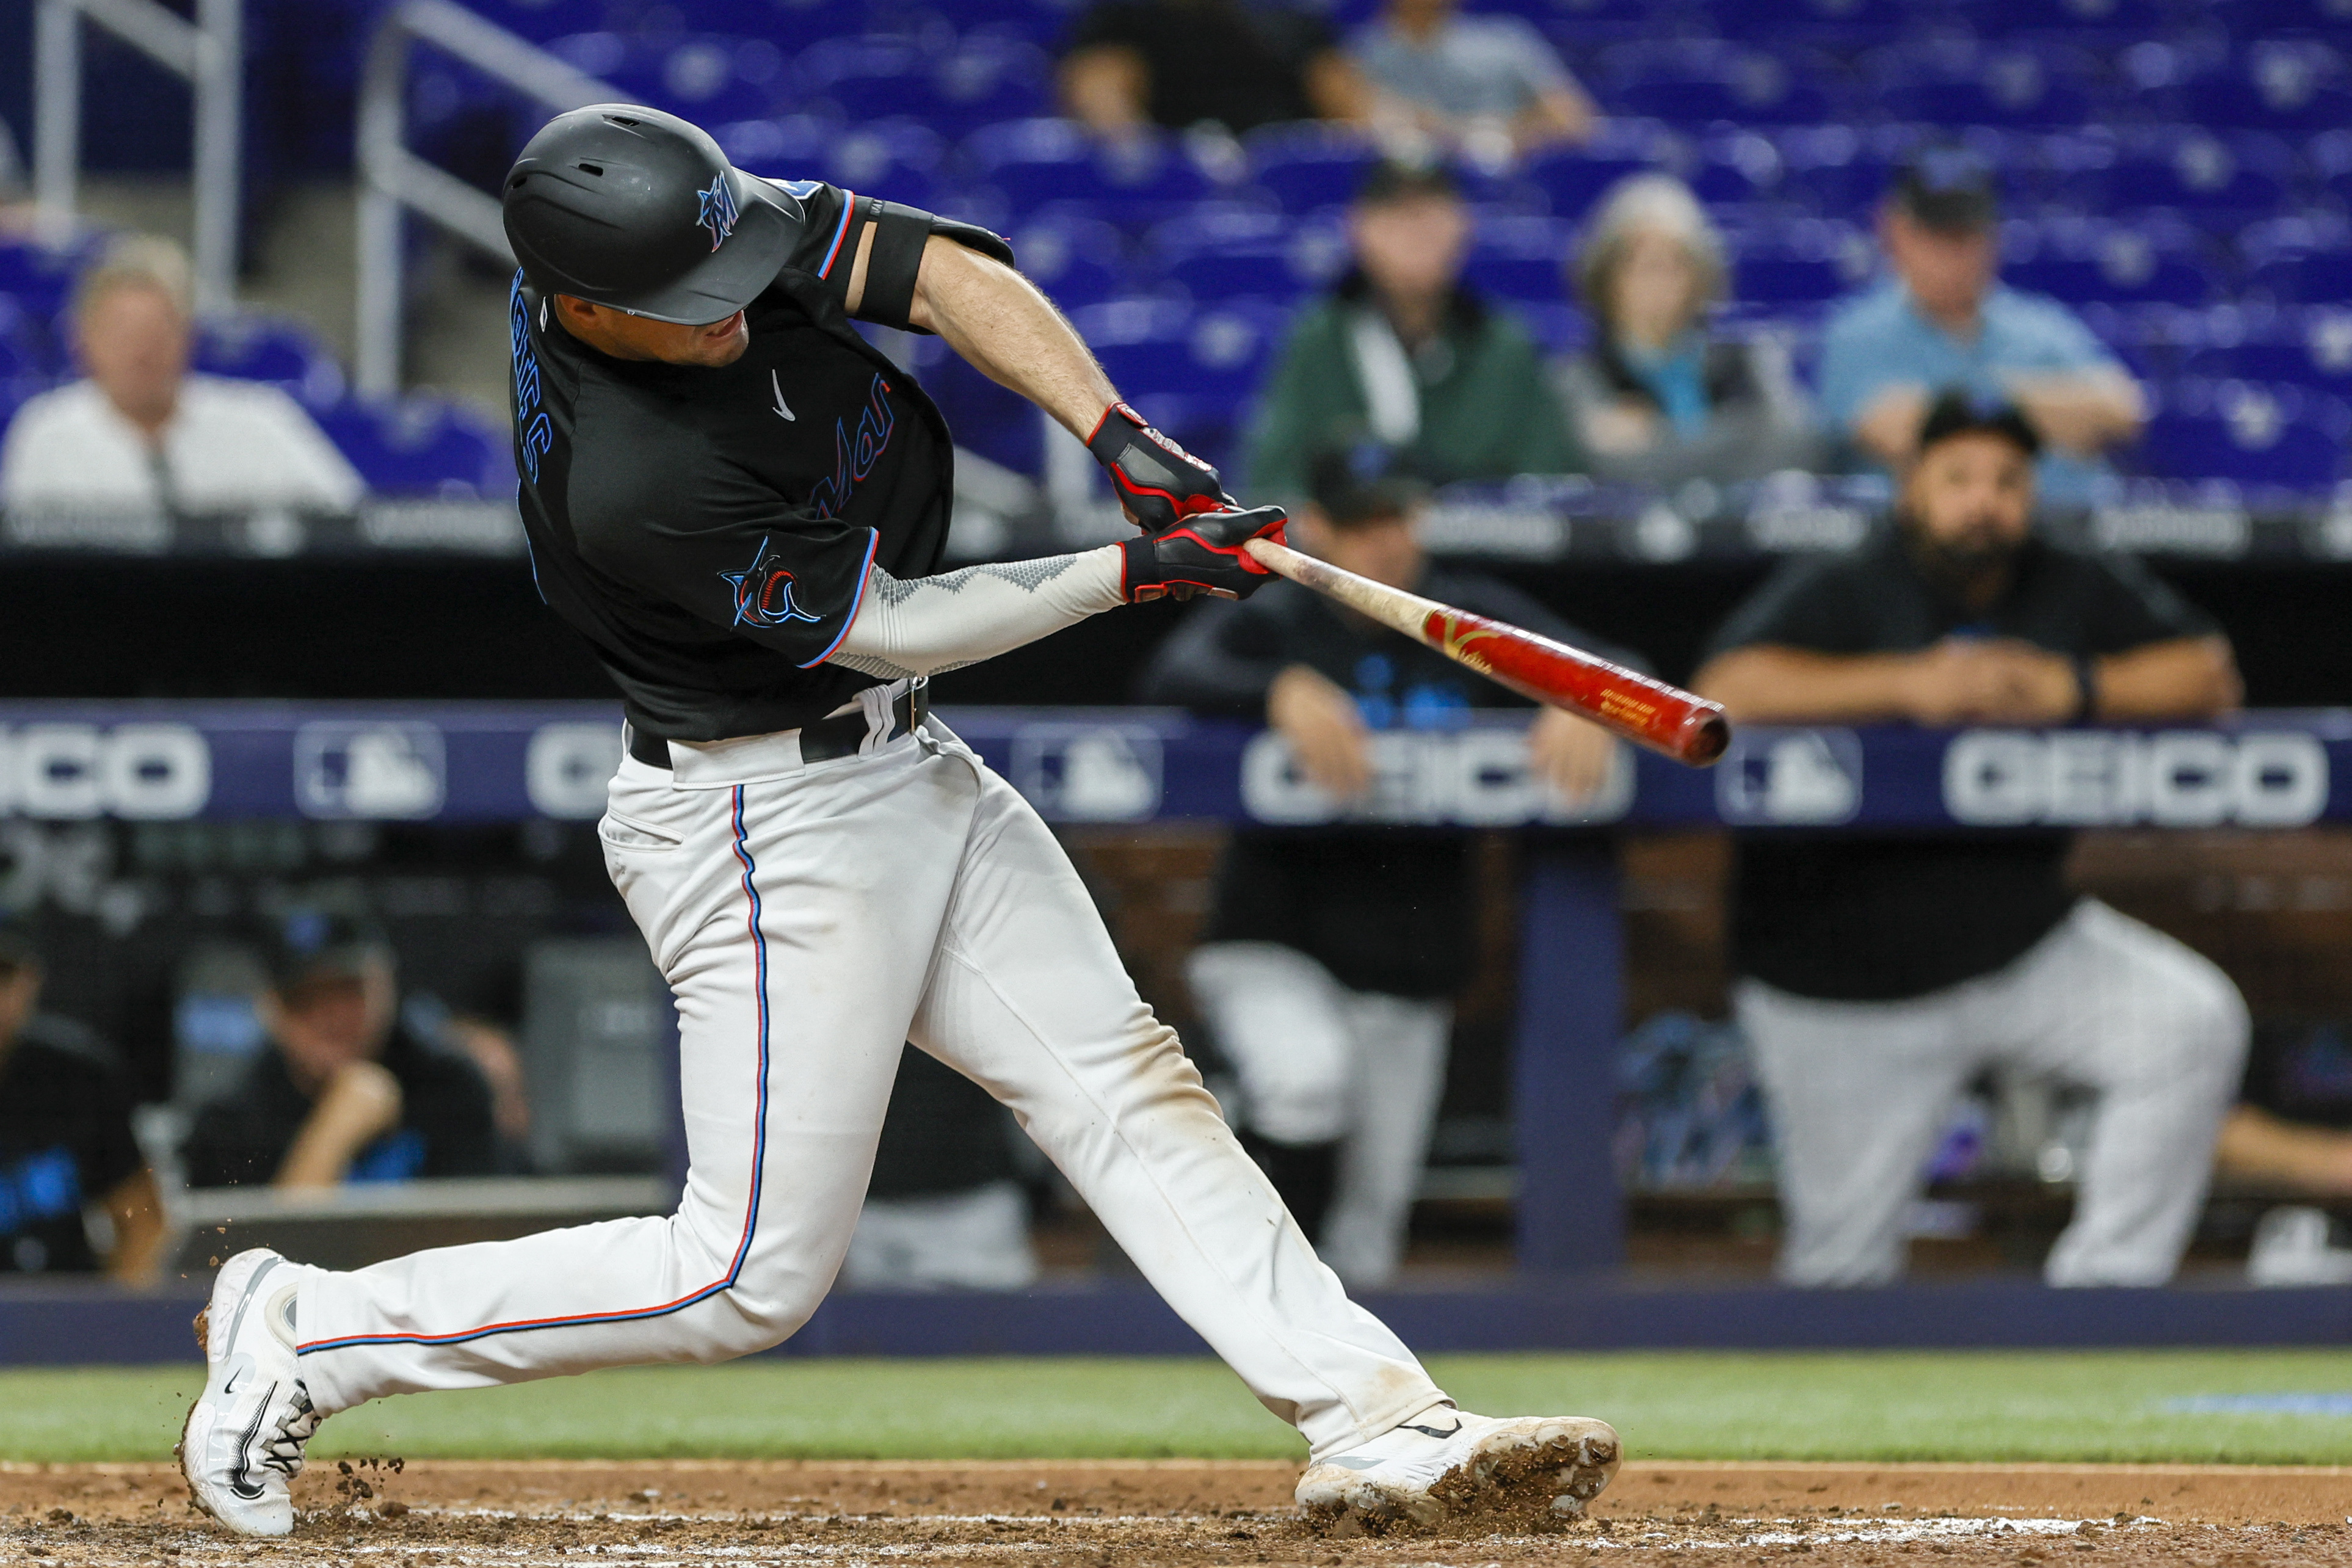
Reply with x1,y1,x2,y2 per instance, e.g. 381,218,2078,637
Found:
356,0,619,397
33,0,244,315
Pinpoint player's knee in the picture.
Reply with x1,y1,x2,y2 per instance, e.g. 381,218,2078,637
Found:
699,1278,826,1359
2125,960,2249,1092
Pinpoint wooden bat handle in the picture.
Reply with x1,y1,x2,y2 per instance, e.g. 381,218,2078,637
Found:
1244,537,1730,767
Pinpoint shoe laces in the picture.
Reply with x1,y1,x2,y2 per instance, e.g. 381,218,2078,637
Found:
257,1384,319,1480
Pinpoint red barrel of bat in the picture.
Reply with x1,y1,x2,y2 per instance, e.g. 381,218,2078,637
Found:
1418,608,1730,766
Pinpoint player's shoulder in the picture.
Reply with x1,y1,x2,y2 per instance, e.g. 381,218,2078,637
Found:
1820,279,1907,344
4,377,107,435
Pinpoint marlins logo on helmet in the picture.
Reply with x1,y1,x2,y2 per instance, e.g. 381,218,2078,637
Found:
696,173,739,252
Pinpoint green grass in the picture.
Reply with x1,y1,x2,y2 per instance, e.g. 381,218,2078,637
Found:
14,1351,2352,1465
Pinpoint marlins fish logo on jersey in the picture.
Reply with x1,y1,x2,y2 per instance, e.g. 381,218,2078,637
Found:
697,173,739,252
722,537,824,629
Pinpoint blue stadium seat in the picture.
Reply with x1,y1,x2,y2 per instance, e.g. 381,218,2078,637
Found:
1860,47,2099,129
1522,152,1656,223
2090,132,2295,227
194,318,346,408
1607,64,1838,128
0,240,85,328
2132,380,2350,491
1244,125,1382,216
963,119,1217,225
1150,206,1348,307
2246,249,2352,306
1008,214,1134,310
923,36,1054,137
713,113,842,175
817,118,946,208
543,33,790,125
314,399,510,498
0,293,59,383
1731,222,1872,307
2176,47,2352,134
2005,229,2218,308
2183,313,2352,398
1072,297,1285,474
1509,300,1591,357
1464,216,1573,307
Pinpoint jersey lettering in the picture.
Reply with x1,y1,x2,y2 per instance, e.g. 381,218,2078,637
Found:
510,273,552,485
722,537,827,629
807,373,896,518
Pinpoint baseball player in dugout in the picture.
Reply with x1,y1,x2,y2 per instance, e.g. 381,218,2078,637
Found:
1693,390,2249,1290
179,105,1618,1537
1143,448,1632,1289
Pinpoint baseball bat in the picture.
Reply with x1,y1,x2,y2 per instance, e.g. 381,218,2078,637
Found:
1242,537,1730,767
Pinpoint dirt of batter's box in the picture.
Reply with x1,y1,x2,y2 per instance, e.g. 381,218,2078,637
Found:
7,1459,2352,1566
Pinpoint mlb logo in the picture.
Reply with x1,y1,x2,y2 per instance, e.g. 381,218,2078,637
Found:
294,723,446,819
1716,728,1863,826
1011,725,1164,822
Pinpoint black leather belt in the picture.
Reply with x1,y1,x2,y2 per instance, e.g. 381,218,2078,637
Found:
628,687,926,770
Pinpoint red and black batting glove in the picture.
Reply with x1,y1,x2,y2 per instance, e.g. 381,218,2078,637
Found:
1087,401,1236,531
1120,505,1288,603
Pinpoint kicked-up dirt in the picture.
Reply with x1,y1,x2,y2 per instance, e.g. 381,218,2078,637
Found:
4,1457,2351,1564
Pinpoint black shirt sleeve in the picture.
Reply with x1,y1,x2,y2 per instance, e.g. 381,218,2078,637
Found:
570,418,883,670
1702,556,1875,662
2078,553,2220,655
393,1045,500,1180
181,1075,292,1189
766,180,1014,335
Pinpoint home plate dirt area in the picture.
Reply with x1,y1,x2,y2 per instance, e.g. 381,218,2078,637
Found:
6,1459,2352,1566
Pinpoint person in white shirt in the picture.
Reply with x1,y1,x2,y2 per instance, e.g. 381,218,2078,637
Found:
0,234,364,517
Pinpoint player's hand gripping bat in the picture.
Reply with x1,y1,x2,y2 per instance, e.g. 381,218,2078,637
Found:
1241,537,1730,767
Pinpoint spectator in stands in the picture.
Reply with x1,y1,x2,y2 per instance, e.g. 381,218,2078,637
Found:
1244,162,1580,502
1141,447,1625,1287
1693,391,2248,1288
1556,174,1823,487
1350,0,1598,168
1817,147,2143,509
0,234,363,518
1060,0,1374,138
0,917,167,1282
183,912,497,1189
843,1048,1040,1291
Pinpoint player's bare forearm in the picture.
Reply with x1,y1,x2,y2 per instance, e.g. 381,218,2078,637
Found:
2215,1105,2352,1194
104,1167,170,1287
2091,635,2240,720
2006,369,2144,456
1693,646,1925,724
907,234,1120,440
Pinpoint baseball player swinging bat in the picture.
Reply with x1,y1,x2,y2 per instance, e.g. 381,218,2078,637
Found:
1241,537,1731,767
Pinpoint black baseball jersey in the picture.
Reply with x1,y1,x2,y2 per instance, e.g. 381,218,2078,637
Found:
1705,526,2219,1001
0,1015,143,1274
509,179,1012,742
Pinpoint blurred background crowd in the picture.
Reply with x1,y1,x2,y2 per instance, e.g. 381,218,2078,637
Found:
4,0,2352,1298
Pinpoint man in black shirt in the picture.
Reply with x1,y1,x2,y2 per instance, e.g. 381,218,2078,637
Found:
1144,449,1626,1287
1059,0,1371,137
181,912,497,1190
0,920,165,1281
181,106,1617,1540
1693,390,2249,1288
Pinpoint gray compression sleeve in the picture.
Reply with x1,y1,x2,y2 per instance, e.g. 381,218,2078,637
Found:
827,546,1125,681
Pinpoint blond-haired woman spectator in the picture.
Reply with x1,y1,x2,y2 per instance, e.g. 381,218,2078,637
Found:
1554,175,1822,487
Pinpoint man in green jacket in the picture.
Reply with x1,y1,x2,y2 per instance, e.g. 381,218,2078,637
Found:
1244,162,1581,499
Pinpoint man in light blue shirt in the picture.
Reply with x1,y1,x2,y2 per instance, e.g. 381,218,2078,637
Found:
1817,147,2144,509
1348,0,1597,164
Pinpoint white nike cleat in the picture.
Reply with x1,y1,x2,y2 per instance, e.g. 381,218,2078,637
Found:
178,1249,326,1537
1296,1407,1621,1533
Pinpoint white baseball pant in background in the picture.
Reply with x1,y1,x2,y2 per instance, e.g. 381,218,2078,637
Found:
1738,898,2248,1288
1186,941,1453,1289
296,715,1443,1459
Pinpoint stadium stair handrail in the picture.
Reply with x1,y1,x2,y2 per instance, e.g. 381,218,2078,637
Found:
356,0,620,398
33,0,242,314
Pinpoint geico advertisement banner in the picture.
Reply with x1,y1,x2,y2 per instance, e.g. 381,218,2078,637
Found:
0,706,2345,828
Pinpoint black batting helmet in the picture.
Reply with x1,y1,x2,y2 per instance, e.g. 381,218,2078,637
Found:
503,104,803,324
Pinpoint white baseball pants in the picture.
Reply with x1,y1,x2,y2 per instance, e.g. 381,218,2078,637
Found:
1737,898,2248,1288
295,718,1444,1459
1185,942,1452,1288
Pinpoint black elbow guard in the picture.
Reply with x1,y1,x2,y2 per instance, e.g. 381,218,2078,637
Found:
854,201,1017,333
